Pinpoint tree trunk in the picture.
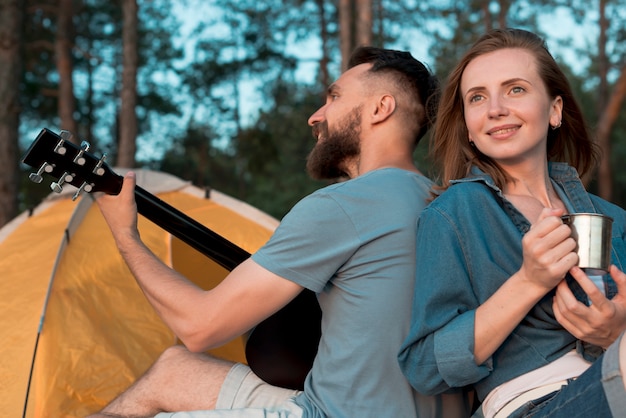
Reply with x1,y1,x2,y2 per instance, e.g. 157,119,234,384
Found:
373,0,383,46
84,12,96,145
339,0,352,72
595,0,612,199
480,0,492,32
118,0,138,168
339,0,373,70
0,0,22,227
55,0,79,141
355,0,372,47
595,64,626,200
315,0,330,89
497,0,509,29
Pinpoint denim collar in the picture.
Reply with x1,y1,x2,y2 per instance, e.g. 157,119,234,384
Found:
449,162,579,191
448,161,604,306
448,162,595,234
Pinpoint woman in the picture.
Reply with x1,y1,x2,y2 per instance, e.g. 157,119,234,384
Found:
398,28,626,418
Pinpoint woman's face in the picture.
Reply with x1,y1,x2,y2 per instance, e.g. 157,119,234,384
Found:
460,48,562,169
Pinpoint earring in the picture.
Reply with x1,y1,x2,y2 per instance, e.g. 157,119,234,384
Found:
551,120,562,130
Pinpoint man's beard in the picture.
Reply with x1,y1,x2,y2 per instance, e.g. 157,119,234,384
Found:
306,106,362,180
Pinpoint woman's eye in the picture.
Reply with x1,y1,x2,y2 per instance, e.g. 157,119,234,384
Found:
511,86,525,94
468,94,483,103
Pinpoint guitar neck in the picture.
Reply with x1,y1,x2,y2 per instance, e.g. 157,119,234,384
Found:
134,186,250,271
21,128,248,271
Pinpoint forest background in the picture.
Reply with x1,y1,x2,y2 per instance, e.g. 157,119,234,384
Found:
1,0,626,228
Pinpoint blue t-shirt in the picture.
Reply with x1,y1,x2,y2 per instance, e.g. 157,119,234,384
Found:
253,168,471,418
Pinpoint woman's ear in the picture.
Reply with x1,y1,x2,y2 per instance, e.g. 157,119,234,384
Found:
549,95,563,128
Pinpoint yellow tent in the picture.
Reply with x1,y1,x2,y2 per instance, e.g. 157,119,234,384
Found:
0,169,278,417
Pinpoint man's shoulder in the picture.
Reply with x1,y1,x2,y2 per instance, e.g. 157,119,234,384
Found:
330,168,433,194
284,169,431,225
316,169,430,209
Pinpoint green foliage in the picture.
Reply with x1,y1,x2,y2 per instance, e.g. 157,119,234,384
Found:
159,78,326,219
234,80,327,218
419,0,556,81
159,123,239,193
19,0,184,160
15,0,626,215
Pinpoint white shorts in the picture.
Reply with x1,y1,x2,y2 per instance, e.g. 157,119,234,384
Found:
155,363,304,418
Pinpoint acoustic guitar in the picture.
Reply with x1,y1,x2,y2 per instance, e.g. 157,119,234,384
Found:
21,128,321,390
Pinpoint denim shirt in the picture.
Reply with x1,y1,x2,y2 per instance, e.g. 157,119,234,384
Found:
398,162,626,401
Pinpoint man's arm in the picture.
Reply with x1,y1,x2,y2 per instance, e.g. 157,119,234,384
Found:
97,171,303,352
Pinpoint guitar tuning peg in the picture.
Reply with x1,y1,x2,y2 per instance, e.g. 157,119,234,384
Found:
28,162,54,184
72,181,94,201
54,138,67,156
73,141,92,166
50,171,74,193
59,130,74,141
92,153,107,176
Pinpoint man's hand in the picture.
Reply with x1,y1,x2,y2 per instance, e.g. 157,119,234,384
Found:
553,265,626,348
96,171,140,247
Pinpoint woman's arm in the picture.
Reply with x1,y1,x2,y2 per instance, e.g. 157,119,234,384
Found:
474,208,577,363
400,207,576,394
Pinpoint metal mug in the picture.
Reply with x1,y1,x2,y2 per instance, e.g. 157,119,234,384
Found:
561,213,613,275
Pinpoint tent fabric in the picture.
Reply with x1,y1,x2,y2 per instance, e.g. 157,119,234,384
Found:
0,169,278,417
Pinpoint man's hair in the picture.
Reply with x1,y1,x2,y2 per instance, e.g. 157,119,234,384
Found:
348,46,440,144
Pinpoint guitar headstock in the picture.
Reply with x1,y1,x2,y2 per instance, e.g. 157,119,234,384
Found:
22,128,123,200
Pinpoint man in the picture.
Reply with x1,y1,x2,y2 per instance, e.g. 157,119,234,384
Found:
90,46,471,417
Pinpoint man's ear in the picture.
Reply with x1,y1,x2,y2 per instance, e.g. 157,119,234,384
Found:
371,94,396,124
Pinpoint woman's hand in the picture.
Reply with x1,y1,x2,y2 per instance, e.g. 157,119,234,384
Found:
519,208,578,292
554,265,626,348
473,208,578,364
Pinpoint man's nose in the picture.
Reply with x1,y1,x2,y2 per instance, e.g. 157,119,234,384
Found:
308,105,325,126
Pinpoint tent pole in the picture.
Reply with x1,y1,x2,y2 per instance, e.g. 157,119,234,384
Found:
22,321,43,418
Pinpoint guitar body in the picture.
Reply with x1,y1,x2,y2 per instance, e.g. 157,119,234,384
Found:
245,290,321,390
22,128,321,390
